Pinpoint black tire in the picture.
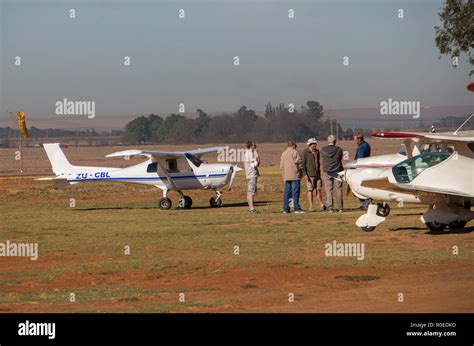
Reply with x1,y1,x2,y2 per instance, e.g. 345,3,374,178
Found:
178,196,193,209
448,220,467,230
426,221,446,232
209,196,222,208
159,197,172,210
376,203,390,217
361,226,376,232
184,196,192,208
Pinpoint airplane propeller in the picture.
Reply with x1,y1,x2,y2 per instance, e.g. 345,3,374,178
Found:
228,164,242,191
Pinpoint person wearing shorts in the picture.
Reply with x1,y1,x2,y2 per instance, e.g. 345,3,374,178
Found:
244,140,260,213
302,138,325,211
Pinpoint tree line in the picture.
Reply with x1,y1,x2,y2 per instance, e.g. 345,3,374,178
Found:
0,126,124,139
121,101,350,145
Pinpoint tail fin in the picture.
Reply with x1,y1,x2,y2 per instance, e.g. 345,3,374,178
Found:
43,143,75,175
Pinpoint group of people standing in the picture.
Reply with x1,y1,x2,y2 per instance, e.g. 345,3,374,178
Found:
243,135,371,213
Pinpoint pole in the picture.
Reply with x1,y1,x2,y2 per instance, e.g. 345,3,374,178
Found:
20,136,23,173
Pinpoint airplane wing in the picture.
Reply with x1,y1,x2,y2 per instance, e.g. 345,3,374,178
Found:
372,132,474,143
105,149,148,158
106,149,184,159
187,146,226,157
106,146,225,159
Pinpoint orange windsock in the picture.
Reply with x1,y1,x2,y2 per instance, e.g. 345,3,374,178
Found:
17,111,29,139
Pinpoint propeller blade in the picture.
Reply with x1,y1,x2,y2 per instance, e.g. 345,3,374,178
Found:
228,165,240,191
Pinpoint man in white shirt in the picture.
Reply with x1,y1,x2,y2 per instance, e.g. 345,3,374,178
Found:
244,140,260,213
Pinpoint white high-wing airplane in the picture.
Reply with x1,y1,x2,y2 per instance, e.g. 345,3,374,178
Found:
343,131,474,232
37,143,241,209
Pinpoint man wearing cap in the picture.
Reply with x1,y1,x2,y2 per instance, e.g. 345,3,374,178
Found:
302,138,325,211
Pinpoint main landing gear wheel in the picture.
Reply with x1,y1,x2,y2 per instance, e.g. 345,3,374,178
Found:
209,196,222,208
159,197,172,210
426,221,446,233
178,196,193,209
361,226,376,232
376,203,390,217
448,220,467,230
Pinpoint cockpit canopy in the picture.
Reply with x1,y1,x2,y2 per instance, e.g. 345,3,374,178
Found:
392,151,451,184
398,142,454,156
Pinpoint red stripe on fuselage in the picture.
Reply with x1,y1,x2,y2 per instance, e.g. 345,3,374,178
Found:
371,132,420,138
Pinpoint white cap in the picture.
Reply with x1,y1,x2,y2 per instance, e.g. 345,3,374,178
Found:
307,137,317,145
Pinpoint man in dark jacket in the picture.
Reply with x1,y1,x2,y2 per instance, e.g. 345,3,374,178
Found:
354,134,371,209
302,138,325,211
354,134,371,160
321,135,344,212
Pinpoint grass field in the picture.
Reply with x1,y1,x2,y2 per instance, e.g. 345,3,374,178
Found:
0,141,473,312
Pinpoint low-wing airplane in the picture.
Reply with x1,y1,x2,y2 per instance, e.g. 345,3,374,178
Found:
37,143,241,209
343,130,474,232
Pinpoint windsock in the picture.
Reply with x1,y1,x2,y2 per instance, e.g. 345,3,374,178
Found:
17,111,29,139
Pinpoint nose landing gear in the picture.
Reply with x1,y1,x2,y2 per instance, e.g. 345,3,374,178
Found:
209,190,223,208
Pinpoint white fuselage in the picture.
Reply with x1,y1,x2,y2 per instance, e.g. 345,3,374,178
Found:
343,153,422,204
344,151,474,205
68,160,233,191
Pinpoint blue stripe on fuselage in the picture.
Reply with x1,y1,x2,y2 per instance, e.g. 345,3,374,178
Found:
68,173,227,182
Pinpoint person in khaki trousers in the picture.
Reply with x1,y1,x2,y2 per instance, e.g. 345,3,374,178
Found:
321,135,344,212
280,141,304,213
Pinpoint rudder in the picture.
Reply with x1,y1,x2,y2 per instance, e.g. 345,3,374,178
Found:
43,143,74,175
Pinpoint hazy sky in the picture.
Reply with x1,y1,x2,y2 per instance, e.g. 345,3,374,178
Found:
1,0,472,119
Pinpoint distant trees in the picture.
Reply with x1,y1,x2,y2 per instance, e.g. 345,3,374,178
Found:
121,101,355,144
303,100,324,119
435,0,474,75
0,126,123,139
122,115,152,144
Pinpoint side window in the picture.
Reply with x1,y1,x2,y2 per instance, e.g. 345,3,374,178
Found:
185,153,203,167
468,143,474,153
167,159,179,173
393,152,450,183
147,162,157,173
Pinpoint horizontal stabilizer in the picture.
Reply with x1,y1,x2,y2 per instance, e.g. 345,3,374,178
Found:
35,176,68,181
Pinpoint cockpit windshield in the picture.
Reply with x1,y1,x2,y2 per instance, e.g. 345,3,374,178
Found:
392,151,451,184
185,153,203,167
